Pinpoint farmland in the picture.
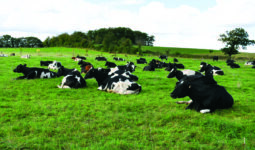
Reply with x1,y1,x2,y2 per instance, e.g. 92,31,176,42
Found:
0,47,255,149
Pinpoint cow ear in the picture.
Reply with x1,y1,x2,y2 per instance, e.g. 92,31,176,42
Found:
85,65,93,73
24,64,27,67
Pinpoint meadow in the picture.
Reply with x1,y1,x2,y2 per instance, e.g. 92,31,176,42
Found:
0,47,255,149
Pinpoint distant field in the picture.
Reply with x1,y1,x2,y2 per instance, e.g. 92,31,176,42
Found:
0,47,255,149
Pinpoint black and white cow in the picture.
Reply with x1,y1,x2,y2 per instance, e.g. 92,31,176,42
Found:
115,62,136,73
13,64,57,79
159,55,167,60
108,68,139,81
95,56,107,61
85,66,141,94
48,61,62,70
170,75,234,113
213,56,218,61
0,54,8,57
244,61,255,65
105,61,117,68
58,70,86,89
200,62,224,75
40,61,53,66
57,66,77,77
21,54,31,59
167,65,203,80
113,57,125,61
136,58,147,64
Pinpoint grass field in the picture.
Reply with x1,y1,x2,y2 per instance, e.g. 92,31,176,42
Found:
0,47,255,149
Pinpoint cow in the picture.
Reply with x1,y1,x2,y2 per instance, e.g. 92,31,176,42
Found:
58,70,86,89
40,61,53,66
72,55,86,61
108,68,139,81
213,56,219,61
226,59,235,65
105,61,117,68
167,65,203,80
78,60,92,67
85,66,141,94
244,61,255,65
227,61,240,68
0,54,8,57
57,66,77,77
48,61,62,70
165,63,184,71
170,75,234,113
136,58,147,64
143,64,156,71
113,57,125,61
95,56,107,61
173,58,178,63
200,62,224,75
115,62,136,72
13,64,57,79
252,65,255,69
159,55,167,60
10,53,15,56
21,54,30,59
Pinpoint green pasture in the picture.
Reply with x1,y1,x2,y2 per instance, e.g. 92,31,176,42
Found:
0,47,255,149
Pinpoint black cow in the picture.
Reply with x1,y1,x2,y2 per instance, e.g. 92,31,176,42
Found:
173,58,178,63
58,70,86,89
213,56,218,61
40,61,53,66
227,61,240,68
252,65,255,69
57,66,77,77
13,64,57,79
78,60,92,67
200,62,224,75
10,53,15,56
95,56,107,61
226,59,235,65
76,55,86,60
113,57,125,61
159,55,167,60
136,58,147,64
85,66,141,94
143,65,155,71
105,61,117,68
170,75,234,113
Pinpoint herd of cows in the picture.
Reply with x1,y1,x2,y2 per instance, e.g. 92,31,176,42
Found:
6,53,255,113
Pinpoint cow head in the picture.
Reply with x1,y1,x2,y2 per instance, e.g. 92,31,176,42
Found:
81,65,93,74
170,78,190,99
199,62,207,72
13,64,26,73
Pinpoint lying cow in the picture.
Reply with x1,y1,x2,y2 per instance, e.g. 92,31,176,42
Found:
136,58,147,64
48,61,62,70
13,64,57,79
95,56,107,61
200,62,224,75
40,61,53,66
57,66,77,77
170,75,234,113
113,62,136,73
167,66,203,80
113,57,125,61
105,61,117,68
58,70,86,89
244,61,255,65
21,54,31,59
85,66,141,94
159,55,167,60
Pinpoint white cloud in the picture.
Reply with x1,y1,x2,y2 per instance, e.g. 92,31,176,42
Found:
0,0,254,52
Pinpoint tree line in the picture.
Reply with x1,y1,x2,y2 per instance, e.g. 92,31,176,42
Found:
43,27,155,54
0,35,43,48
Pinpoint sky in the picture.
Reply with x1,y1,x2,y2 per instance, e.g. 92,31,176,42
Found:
0,0,255,52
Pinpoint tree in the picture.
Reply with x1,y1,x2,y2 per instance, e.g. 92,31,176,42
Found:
218,28,255,57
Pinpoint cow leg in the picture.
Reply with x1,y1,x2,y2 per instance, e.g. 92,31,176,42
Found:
185,101,195,110
16,76,26,79
26,72,36,79
200,109,211,113
176,100,192,104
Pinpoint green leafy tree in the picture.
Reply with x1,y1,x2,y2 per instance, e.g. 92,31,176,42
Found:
218,28,255,57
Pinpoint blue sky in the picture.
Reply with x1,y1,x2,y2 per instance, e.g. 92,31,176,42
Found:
0,0,254,52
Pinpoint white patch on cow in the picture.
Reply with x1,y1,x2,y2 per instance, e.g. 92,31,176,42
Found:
200,65,203,68
109,67,118,75
170,68,174,73
212,70,218,75
182,69,195,76
180,81,184,84
110,74,119,78
40,72,51,78
200,109,211,113
58,75,71,88
122,72,130,78
108,79,140,94
75,76,80,83
48,61,61,70
34,71,37,76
